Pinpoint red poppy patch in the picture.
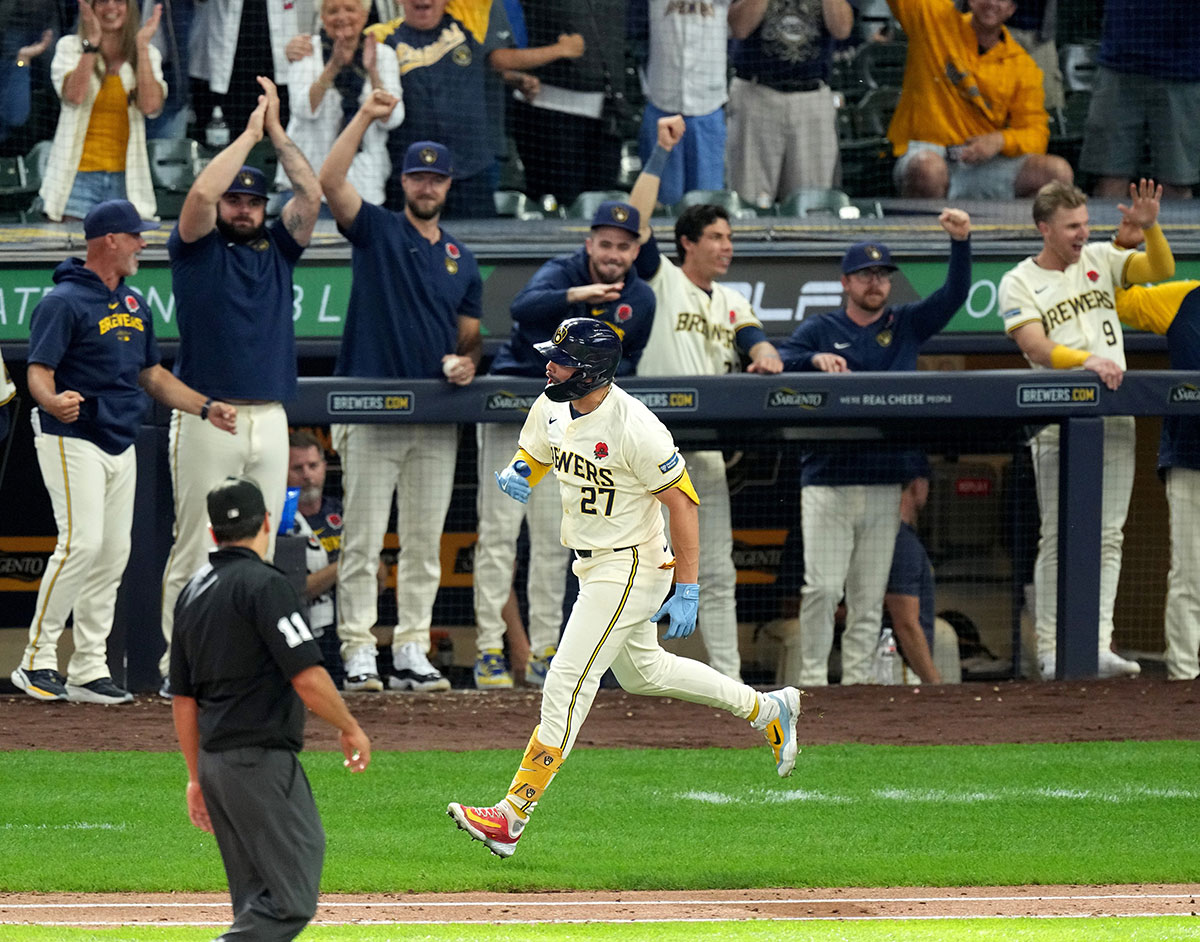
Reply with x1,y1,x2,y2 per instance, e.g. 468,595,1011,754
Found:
327,513,342,528
594,442,609,459
124,295,139,312
446,243,461,260
616,303,632,322
1087,270,1099,282
729,309,736,324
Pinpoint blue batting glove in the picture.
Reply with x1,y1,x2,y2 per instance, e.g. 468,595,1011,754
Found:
495,460,532,504
652,583,699,639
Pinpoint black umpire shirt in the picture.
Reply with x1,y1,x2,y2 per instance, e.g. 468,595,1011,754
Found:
169,547,323,753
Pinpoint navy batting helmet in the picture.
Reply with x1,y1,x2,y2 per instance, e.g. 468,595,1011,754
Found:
534,317,622,403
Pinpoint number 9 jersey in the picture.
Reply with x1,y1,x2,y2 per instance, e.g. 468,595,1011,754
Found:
999,240,1135,369
518,384,696,552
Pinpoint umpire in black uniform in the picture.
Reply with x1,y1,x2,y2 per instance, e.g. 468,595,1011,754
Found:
170,477,370,942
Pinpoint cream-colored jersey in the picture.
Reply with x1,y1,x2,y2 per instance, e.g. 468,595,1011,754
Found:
999,241,1134,370
639,250,762,376
519,384,688,550
0,346,15,406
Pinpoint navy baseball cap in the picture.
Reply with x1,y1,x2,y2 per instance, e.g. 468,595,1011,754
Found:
223,166,268,199
402,141,453,176
83,199,159,239
841,241,897,275
590,200,640,236
207,476,267,529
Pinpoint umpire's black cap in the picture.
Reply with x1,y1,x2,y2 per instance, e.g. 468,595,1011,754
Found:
207,477,267,529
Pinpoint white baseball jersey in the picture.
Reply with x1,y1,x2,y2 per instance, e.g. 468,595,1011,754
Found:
639,253,762,376
518,384,688,550
999,241,1134,369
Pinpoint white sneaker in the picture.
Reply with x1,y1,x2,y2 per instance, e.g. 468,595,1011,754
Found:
1038,653,1056,681
343,647,383,692
751,687,801,777
1097,648,1141,678
389,641,451,692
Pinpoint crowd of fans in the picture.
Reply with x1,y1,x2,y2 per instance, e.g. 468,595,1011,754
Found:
2,0,1197,223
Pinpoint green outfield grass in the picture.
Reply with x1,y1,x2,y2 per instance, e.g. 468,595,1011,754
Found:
7,920,1200,942
2,741,1199,893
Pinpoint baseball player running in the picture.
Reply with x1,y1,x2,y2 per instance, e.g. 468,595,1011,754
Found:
627,113,784,682
448,317,801,859
158,75,321,689
473,199,655,689
999,179,1173,679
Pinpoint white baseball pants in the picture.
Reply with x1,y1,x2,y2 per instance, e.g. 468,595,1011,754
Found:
660,450,741,681
473,421,569,655
20,431,135,684
1164,467,1200,680
539,538,758,759
1030,416,1134,661
795,483,902,687
332,422,458,659
159,404,290,676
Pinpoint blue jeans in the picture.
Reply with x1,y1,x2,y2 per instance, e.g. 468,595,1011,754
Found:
63,171,127,219
638,101,727,207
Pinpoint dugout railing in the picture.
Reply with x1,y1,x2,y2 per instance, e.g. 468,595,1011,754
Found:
100,369,1198,692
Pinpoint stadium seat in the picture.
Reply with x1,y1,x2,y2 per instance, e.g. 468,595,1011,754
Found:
148,138,202,219
856,40,907,91
777,187,851,216
565,190,631,219
0,146,45,220
1060,43,1099,92
243,140,279,183
673,189,757,219
837,87,899,195
22,140,52,193
493,189,544,220
616,140,642,189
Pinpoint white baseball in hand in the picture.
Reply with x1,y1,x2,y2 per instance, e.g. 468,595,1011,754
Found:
443,357,458,378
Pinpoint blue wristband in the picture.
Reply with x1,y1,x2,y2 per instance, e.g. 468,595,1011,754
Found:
644,144,670,178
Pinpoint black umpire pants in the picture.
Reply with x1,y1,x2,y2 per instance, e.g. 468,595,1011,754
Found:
199,746,325,941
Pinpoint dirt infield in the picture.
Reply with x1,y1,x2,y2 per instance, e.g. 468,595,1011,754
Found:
4,885,1200,926
1,675,1197,753
3,677,1198,926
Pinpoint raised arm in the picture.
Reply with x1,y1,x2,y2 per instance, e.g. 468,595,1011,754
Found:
908,209,972,340
629,114,685,243
134,5,165,116
177,84,268,243
262,76,321,247
318,88,400,228
1120,179,1174,284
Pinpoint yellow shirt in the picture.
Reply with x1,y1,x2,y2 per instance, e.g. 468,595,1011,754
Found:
1116,281,1200,336
77,74,130,172
886,0,1049,158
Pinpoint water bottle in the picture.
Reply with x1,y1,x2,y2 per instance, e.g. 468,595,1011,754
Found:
278,487,300,537
205,106,229,149
873,627,898,685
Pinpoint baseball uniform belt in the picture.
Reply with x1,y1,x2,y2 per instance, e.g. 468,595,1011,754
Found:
573,546,636,559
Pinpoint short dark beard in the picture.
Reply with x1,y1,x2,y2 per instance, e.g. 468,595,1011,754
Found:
405,197,444,222
216,215,266,245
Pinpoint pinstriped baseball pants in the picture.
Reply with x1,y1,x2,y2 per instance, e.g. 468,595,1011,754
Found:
539,538,758,760
20,430,135,684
